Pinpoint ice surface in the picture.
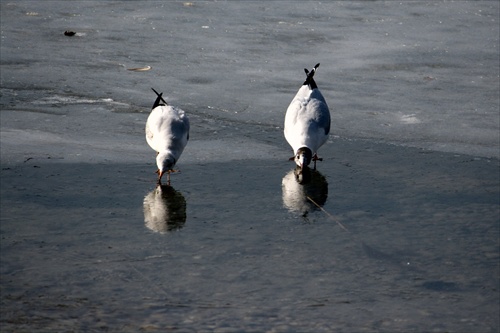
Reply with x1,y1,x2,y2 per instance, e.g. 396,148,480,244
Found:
0,2,499,332
1,1,499,159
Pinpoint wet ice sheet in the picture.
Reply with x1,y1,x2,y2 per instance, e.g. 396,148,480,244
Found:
1,141,498,332
0,1,499,332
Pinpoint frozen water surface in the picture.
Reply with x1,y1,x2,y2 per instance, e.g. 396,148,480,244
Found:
1,1,498,158
1,1,499,332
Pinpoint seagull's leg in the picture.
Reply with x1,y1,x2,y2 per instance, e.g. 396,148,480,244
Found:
312,154,323,170
312,154,323,162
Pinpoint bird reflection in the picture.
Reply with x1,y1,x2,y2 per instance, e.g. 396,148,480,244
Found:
282,166,328,217
143,184,186,233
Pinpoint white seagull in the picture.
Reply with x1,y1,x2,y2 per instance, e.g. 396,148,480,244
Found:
284,63,331,170
146,88,190,184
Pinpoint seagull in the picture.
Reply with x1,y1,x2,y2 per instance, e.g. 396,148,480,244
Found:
284,63,331,170
146,88,190,184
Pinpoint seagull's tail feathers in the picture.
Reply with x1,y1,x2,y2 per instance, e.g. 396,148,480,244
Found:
151,87,168,109
302,63,320,90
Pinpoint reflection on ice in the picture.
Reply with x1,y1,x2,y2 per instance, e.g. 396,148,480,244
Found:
282,167,328,217
143,185,186,233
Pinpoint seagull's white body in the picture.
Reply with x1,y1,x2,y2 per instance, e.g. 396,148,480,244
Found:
146,104,189,154
146,89,189,183
284,63,330,169
284,86,330,154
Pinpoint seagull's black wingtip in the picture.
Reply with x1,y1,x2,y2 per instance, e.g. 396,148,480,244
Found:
302,63,320,89
151,87,168,109
151,87,161,97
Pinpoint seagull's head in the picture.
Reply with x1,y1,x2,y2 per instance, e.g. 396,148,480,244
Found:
295,147,312,170
156,151,176,181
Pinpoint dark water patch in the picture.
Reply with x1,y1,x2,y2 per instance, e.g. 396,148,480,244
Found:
421,281,460,292
185,76,215,85
368,62,460,72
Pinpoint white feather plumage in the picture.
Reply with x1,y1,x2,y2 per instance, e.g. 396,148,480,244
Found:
146,89,189,183
284,64,331,169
